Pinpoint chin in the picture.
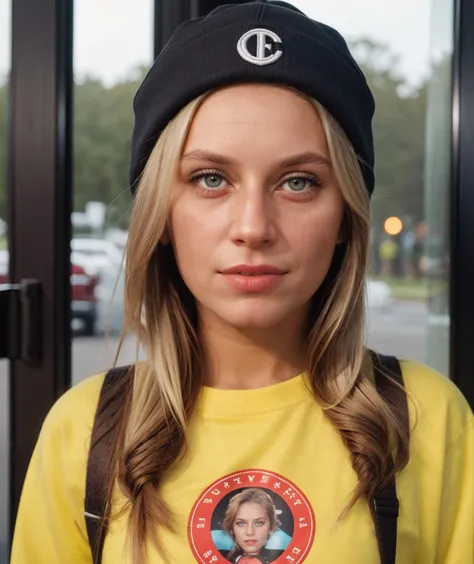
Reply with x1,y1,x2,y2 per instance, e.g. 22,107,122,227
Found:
220,303,296,329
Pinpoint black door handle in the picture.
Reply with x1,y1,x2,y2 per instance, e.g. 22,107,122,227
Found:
0,279,42,365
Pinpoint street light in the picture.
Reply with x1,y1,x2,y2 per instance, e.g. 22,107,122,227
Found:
384,216,403,236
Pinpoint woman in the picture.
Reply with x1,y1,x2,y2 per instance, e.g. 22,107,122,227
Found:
222,488,280,563
11,2,473,564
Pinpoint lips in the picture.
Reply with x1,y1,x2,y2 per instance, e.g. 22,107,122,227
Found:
219,264,287,276
219,264,287,292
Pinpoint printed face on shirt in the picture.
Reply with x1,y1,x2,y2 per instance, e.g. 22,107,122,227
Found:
169,84,345,332
232,502,272,555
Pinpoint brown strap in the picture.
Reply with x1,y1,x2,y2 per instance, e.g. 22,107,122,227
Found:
85,365,133,564
370,352,409,564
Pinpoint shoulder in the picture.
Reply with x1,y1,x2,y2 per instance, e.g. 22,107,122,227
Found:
40,366,136,458
400,359,473,446
42,372,106,437
27,373,109,525
36,373,108,472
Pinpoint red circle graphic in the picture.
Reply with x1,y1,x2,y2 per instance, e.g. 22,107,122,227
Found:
188,469,315,564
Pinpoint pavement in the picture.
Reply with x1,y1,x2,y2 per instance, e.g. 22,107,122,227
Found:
0,299,430,560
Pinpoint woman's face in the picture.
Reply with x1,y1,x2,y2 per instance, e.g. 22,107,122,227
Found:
169,84,345,331
232,502,272,554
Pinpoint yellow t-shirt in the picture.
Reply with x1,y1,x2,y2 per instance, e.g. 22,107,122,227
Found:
11,361,474,564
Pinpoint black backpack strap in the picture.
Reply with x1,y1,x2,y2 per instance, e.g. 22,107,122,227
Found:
85,365,133,564
369,352,409,564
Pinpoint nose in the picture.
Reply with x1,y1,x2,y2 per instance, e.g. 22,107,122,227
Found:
246,523,256,536
228,185,276,248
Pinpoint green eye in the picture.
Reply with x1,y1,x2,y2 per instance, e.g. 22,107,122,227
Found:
286,178,308,191
202,174,224,188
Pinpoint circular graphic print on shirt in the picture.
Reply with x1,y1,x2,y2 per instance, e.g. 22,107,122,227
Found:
188,469,315,564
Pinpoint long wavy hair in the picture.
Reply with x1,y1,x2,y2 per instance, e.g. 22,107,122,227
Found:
223,488,278,561
108,86,409,563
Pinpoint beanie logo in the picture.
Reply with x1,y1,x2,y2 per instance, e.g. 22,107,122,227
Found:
237,28,283,66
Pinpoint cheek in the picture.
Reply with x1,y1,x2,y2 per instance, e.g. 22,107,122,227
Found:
288,214,342,265
169,205,216,270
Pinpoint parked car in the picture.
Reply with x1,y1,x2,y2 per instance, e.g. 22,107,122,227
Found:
0,250,8,284
366,279,395,311
104,228,128,253
71,238,123,270
94,262,125,336
70,251,99,335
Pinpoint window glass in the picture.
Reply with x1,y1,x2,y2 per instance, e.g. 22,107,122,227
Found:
72,0,454,381
72,0,154,385
289,0,452,374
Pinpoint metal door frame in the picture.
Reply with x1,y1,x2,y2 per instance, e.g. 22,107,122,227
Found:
450,0,474,406
8,0,73,539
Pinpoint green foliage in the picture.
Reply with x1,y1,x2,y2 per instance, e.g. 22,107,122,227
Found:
351,39,428,231
0,43,436,233
73,67,148,228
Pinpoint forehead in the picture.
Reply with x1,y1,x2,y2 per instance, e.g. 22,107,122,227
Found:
184,84,329,157
235,501,267,518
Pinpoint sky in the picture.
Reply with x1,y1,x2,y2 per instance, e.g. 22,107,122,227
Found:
0,0,454,87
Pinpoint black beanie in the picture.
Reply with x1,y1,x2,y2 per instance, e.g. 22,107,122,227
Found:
130,0,375,195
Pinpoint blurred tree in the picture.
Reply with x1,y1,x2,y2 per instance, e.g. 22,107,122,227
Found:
73,65,148,229
350,39,427,235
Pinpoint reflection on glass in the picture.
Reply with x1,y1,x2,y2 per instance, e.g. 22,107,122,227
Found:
424,0,453,377
0,0,10,560
357,34,430,365
289,0,452,371
72,0,153,385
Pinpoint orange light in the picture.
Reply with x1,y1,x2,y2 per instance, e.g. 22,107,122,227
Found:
384,216,403,236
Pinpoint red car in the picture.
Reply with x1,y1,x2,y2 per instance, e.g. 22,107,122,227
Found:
0,249,7,284
70,258,98,335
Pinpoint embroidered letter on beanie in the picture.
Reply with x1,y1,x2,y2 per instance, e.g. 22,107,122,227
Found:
237,28,283,66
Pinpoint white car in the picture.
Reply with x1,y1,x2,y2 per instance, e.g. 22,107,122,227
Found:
71,238,123,270
366,279,395,311
94,262,125,336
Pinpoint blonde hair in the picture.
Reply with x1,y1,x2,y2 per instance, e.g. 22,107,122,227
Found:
223,488,278,560
109,86,409,563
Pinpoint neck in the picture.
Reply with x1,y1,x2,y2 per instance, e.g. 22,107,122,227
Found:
199,310,307,390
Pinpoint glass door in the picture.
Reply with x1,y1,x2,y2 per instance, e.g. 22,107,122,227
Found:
71,0,155,386
70,1,196,385
287,0,454,376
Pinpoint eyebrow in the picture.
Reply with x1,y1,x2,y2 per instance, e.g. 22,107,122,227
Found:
181,149,331,169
